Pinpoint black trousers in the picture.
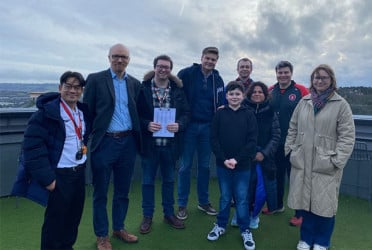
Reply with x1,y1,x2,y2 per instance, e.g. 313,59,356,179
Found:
275,145,301,218
275,145,291,209
41,166,85,250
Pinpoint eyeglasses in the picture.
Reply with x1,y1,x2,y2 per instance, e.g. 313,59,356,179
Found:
314,76,330,81
156,65,171,70
63,83,82,91
111,54,130,61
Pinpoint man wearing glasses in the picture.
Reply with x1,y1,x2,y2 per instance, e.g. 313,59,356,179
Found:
13,71,91,249
83,43,141,250
266,61,309,227
137,55,189,234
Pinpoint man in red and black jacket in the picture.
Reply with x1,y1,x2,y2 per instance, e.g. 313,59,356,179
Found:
265,61,309,227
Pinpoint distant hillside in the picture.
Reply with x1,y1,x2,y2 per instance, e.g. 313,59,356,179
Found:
0,83,58,92
338,87,372,115
0,83,58,108
0,84,371,115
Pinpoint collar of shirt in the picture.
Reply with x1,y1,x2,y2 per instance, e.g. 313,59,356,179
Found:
110,68,128,80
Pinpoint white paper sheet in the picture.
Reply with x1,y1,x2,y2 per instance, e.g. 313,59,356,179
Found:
153,108,176,137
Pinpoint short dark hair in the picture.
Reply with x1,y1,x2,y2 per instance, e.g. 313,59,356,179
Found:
225,81,244,93
60,71,85,86
246,81,269,100
202,46,219,57
237,57,253,69
275,60,293,73
153,54,173,70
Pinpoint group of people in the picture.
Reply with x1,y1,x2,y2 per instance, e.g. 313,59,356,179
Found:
12,43,356,250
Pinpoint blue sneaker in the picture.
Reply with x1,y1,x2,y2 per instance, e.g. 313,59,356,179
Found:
249,216,260,229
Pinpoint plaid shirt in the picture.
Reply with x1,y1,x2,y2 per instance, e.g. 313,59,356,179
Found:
151,80,172,146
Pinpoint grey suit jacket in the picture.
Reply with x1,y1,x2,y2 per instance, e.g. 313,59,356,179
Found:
83,68,141,152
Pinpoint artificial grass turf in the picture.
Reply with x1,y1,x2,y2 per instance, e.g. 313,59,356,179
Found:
1,178,371,249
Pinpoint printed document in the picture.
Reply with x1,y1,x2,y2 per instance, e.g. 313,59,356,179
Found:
153,108,176,137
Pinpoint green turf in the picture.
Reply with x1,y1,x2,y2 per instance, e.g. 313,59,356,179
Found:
1,178,371,249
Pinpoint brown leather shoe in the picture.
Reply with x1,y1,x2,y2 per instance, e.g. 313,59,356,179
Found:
112,229,139,243
96,236,112,250
164,215,185,229
139,216,152,234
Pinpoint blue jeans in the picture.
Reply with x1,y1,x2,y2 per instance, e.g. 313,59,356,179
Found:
216,166,251,233
177,122,212,207
91,135,136,237
301,210,335,248
141,146,175,217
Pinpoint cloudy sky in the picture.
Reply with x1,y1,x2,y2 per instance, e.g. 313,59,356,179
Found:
1,0,371,87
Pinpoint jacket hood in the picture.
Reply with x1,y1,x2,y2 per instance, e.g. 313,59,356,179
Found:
244,98,270,107
36,92,60,109
143,70,183,87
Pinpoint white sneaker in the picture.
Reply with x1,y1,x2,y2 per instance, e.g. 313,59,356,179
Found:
313,244,328,250
297,240,311,250
241,229,255,250
207,223,225,241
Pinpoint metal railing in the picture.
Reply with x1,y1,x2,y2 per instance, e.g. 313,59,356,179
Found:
1,109,372,203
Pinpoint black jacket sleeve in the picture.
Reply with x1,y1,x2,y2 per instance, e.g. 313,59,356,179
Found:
234,111,258,164
23,111,56,187
261,112,281,159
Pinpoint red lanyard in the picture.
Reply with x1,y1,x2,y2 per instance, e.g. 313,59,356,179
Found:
61,101,82,140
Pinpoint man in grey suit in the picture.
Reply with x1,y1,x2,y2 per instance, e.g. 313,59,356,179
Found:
83,43,141,250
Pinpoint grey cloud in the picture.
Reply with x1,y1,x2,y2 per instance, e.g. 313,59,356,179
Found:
0,0,371,86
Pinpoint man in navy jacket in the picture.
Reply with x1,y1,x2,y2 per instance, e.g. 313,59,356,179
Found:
176,47,225,220
13,71,91,250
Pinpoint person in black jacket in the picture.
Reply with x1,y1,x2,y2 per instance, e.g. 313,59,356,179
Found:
208,81,257,250
245,81,281,227
13,71,91,250
137,55,190,234
230,81,281,230
268,61,309,227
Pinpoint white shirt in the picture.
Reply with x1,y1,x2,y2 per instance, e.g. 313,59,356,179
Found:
57,100,86,168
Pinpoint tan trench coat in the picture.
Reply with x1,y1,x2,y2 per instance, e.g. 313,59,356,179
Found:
285,92,355,217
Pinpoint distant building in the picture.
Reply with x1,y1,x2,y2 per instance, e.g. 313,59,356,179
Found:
29,91,46,101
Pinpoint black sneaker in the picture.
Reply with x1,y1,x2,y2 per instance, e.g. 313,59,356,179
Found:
197,204,218,216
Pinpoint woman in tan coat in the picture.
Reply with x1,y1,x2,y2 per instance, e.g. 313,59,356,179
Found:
285,64,355,250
